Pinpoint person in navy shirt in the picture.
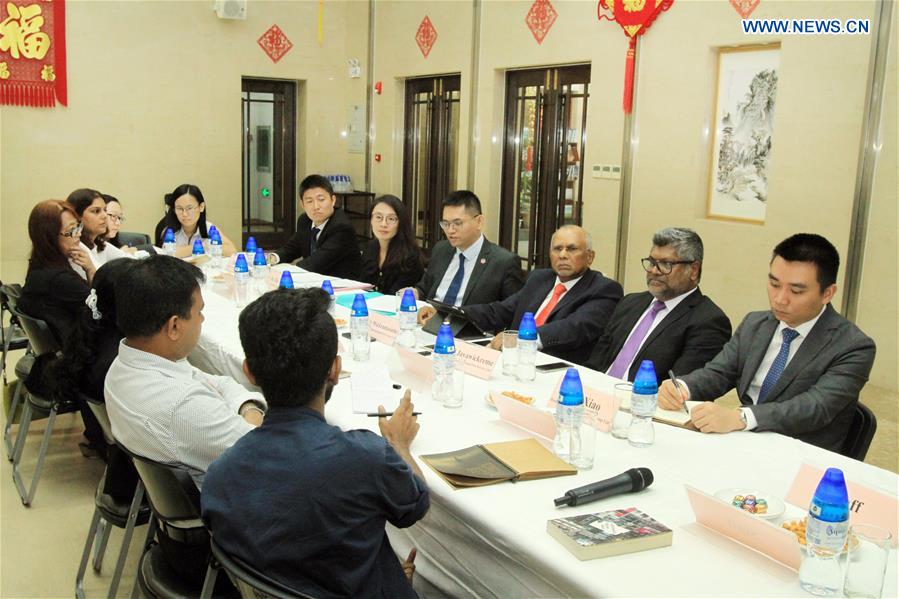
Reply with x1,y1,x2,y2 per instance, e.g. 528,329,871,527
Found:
202,288,429,598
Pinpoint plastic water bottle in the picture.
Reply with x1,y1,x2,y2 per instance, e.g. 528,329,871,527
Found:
798,468,850,596
321,280,336,315
397,288,418,348
432,322,461,407
233,254,249,307
553,368,584,466
278,270,294,289
208,227,223,273
627,360,658,448
162,228,176,255
350,294,370,362
252,248,269,297
245,236,257,254
516,312,538,382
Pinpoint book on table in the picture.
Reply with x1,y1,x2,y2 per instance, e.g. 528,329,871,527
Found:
547,507,673,560
618,394,701,430
420,438,576,489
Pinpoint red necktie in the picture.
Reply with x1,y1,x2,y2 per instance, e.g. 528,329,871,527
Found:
535,283,567,326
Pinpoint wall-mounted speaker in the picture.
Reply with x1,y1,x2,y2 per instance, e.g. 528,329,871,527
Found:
214,0,246,20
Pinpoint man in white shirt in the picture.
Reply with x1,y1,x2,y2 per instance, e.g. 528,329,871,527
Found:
658,234,876,453
105,254,265,488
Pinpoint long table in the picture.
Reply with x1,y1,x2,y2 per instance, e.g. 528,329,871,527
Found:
192,281,898,597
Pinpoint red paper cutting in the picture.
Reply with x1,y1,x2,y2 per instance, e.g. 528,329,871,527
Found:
415,16,437,58
0,0,67,107
730,0,760,18
525,0,558,44
257,24,293,64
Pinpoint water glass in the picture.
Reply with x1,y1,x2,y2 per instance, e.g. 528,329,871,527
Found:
843,524,892,598
611,382,633,439
502,330,518,376
442,370,465,409
571,412,597,470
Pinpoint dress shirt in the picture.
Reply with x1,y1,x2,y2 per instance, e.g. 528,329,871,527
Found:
174,220,217,248
434,235,485,306
606,287,698,378
535,275,581,350
91,241,134,267
104,339,265,488
311,217,329,238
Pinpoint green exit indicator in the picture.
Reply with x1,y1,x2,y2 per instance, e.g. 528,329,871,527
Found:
260,187,271,198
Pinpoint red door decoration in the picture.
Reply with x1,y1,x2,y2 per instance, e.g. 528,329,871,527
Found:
0,0,67,107
525,0,558,45
257,24,293,63
597,0,673,113
730,0,760,18
415,16,437,58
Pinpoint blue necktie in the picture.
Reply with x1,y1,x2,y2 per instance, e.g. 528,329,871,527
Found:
442,254,466,306
310,227,320,254
758,328,800,403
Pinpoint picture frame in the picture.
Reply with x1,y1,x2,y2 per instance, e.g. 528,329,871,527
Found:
706,43,780,224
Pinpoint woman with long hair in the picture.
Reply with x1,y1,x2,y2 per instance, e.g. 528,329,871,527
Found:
66,188,132,272
360,195,424,295
102,193,126,248
154,183,237,257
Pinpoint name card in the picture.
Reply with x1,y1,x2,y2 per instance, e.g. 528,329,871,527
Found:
785,463,898,548
492,391,556,441
369,313,399,346
394,346,435,385
548,386,621,433
455,339,500,380
685,485,802,572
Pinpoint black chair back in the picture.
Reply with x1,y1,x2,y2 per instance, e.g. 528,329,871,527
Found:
119,444,201,524
0,283,23,314
841,402,877,461
209,539,315,599
117,232,152,247
81,393,115,446
12,307,60,358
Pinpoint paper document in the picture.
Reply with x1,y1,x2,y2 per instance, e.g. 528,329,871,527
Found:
350,365,402,414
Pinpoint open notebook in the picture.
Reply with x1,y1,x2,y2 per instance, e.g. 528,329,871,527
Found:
617,394,702,429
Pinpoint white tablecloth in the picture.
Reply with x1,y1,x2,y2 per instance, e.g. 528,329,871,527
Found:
192,282,899,598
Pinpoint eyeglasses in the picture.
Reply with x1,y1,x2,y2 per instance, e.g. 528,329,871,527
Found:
106,213,126,224
174,205,199,215
60,223,84,239
372,214,398,225
641,257,694,274
439,218,473,231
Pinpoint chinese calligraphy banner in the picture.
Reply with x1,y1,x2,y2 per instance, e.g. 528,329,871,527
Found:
0,0,66,107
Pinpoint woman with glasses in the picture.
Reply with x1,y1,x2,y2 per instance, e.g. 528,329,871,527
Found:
103,194,154,257
155,183,237,258
360,195,424,295
66,188,133,274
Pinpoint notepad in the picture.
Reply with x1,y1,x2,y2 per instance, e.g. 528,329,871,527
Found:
617,394,701,429
349,365,400,414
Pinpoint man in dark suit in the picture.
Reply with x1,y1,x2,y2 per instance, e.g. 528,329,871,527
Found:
587,227,731,382
412,190,523,311
659,234,876,453
448,225,622,364
272,174,362,280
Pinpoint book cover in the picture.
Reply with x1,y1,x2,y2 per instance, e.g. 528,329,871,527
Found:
547,507,673,560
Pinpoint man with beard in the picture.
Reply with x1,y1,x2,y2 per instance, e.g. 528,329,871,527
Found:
586,227,731,383
202,288,429,598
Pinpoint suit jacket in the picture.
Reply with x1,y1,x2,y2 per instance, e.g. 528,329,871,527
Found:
465,269,623,365
682,305,876,453
586,289,732,382
274,208,362,280
414,238,524,306
359,239,424,296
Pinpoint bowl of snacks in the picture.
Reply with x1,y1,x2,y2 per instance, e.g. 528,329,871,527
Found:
485,387,536,409
781,517,860,553
333,317,348,328
714,488,785,521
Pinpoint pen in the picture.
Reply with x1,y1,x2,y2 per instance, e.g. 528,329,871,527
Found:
668,370,691,417
367,412,422,418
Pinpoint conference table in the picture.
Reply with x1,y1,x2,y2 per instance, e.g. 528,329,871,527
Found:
191,273,898,598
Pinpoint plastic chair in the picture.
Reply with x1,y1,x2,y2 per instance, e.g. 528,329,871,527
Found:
840,402,877,461
9,306,78,506
117,232,152,247
75,395,151,599
201,538,315,599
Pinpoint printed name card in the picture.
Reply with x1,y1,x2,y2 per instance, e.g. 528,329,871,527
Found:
685,485,802,571
492,391,557,441
785,463,898,547
368,313,399,346
454,339,500,380
394,346,435,385
547,386,621,433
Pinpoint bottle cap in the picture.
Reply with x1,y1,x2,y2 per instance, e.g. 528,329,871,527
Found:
321,280,334,296
434,322,456,355
351,293,369,317
518,312,538,340
400,289,418,313
245,236,257,253
163,228,175,243
558,368,585,406
253,248,267,267
633,360,658,395
814,468,849,506
278,271,294,289
191,239,205,255
209,228,222,244
234,254,249,274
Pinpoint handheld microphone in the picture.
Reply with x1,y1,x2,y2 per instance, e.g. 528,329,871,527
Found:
553,468,654,507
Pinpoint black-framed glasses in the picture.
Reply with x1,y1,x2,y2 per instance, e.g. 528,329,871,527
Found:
106,212,126,225
641,257,693,274
60,223,84,239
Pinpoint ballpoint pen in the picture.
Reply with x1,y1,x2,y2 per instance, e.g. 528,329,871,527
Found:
668,370,691,418
367,412,422,417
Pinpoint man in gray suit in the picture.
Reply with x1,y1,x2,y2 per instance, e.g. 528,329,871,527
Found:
659,234,875,453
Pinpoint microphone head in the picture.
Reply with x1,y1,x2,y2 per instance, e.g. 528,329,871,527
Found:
627,467,654,491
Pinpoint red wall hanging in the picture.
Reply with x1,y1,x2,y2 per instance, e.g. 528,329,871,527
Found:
597,0,673,113
258,24,293,64
0,0,67,107
415,16,437,58
730,0,760,19
525,0,558,45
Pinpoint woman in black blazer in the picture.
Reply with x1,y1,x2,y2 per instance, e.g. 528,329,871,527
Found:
360,195,424,296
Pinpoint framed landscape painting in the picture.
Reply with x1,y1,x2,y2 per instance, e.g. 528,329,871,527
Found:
707,43,780,223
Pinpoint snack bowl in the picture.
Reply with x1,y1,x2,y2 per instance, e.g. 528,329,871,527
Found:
781,517,860,553
714,488,785,521
484,384,537,409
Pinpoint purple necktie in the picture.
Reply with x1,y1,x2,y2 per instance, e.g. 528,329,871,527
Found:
607,300,666,380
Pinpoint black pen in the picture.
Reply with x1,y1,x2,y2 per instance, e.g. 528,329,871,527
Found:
668,370,690,417
367,412,422,417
